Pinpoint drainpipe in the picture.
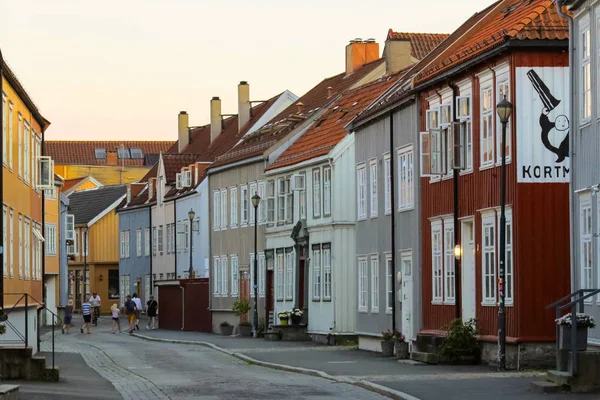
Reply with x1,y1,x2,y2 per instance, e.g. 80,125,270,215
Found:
149,206,153,296
448,81,461,320
389,112,396,332
0,50,4,312
180,283,185,330
555,0,576,292
174,198,177,279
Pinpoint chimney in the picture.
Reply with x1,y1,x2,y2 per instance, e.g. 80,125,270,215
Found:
178,111,189,153
238,81,251,132
210,96,222,143
106,150,117,166
327,87,333,99
296,102,304,114
148,177,156,200
345,39,380,75
384,35,414,74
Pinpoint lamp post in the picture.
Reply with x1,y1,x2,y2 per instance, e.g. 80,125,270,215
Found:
188,209,195,279
251,193,261,338
496,95,513,371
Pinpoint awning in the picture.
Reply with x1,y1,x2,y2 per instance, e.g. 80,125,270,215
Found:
33,228,45,242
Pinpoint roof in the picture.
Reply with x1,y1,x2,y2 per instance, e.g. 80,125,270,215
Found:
45,141,174,166
62,177,86,193
267,75,397,171
386,30,450,60
68,185,127,225
138,153,202,184
208,58,386,170
164,163,211,199
414,0,568,84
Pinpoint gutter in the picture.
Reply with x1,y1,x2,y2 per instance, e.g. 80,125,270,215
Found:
173,197,177,278
207,155,263,175
350,95,416,131
149,206,153,295
389,112,396,332
0,49,4,311
180,283,185,330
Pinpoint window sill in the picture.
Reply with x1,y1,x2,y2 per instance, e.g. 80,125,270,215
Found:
276,299,284,302
323,213,331,218
357,216,367,221
384,210,392,216
371,308,379,313
494,159,512,167
370,214,378,219
481,301,496,307
312,297,321,302
441,174,454,181
322,298,331,302
358,308,369,313
230,225,237,229
580,119,592,129
479,164,496,172
398,206,414,213
385,309,392,315
431,300,443,305
443,300,456,305
459,169,473,176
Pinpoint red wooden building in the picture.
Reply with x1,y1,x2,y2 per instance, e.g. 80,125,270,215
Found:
415,0,570,368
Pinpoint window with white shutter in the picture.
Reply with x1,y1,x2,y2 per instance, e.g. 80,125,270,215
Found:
144,227,150,256
322,244,331,300
312,244,321,300
482,212,496,305
258,181,266,224
358,256,368,312
313,169,321,218
267,180,275,225
230,187,238,227
214,257,221,295
431,221,443,304
356,164,366,220
249,183,257,225
231,256,239,296
384,154,391,214
398,146,414,210
220,256,228,296
241,185,249,225
220,188,227,229
136,229,142,257
370,254,379,312
443,219,455,304
369,160,377,218
323,167,331,217
213,190,220,230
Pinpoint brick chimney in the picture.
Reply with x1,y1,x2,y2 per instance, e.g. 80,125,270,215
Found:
238,81,250,132
178,111,189,153
210,97,222,143
345,38,379,75
106,150,118,166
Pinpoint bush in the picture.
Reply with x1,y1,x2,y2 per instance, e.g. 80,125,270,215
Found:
232,298,250,317
238,321,252,327
440,318,480,363
381,329,394,341
220,321,231,327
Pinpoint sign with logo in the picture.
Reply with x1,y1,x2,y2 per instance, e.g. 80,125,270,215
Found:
516,67,570,183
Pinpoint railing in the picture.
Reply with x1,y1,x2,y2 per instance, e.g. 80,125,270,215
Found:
1,293,62,369
546,288,600,376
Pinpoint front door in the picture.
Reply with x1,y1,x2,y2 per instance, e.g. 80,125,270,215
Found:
298,259,305,310
461,219,476,322
75,270,82,311
400,251,413,341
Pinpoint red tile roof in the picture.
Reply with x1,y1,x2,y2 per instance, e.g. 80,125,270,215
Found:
45,141,174,166
209,58,386,170
164,163,211,199
414,0,568,84
266,76,397,171
386,30,450,60
138,153,202,185
61,177,86,193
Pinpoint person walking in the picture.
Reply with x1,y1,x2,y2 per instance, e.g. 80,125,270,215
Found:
132,293,143,331
111,304,121,334
63,300,74,334
123,295,136,334
146,295,158,330
89,291,101,326
81,299,92,334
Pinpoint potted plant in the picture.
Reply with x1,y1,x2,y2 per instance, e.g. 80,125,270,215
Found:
556,312,596,351
220,321,234,336
393,330,409,360
440,318,480,364
238,321,253,337
381,329,395,357
232,299,252,336
290,308,303,325
278,311,290,326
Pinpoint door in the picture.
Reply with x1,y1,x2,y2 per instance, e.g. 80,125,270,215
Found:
298,259,305,310
75,270,82,311
400,251,413,340
266,270,274,328
461,219,476,322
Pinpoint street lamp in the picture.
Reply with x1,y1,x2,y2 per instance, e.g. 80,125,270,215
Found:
188,209,195,279
496,95,513,371
251,193,261,338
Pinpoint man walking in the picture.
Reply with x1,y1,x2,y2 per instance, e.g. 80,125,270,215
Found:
123,295,136,334
89,291,101,326
81,299,92,334
146,295,158,330
132,293,143,331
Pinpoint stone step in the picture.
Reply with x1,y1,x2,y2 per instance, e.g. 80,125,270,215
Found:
410,351,440,364
547,370,573,386
530,381,561,394
0,384,19,400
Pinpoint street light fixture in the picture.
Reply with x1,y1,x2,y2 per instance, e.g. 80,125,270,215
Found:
251,193,261,338
188,209,195,279
496,95,513,371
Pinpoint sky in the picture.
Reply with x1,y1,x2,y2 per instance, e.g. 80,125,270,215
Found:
1,0,485,141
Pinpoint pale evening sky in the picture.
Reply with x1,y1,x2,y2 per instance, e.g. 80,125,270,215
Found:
1,0,485,141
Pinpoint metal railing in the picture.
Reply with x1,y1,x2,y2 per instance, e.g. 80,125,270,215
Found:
1,293,62,369
546,288,600,376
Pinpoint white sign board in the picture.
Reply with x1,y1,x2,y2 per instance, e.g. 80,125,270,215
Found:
516,67,570,183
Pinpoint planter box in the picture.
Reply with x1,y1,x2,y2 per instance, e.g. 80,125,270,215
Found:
559,325,588,351
395,342,409,360
238,324,253,337
291,316,302,326
220,325,234,336
264,331,281,341
279,319,289,326
381,341,394,357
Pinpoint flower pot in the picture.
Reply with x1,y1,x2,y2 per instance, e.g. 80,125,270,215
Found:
220,324,234,336
381,340,395,357
395,341,409,360
559,325,588,351
238,324,253,337
279,318,289,326
291,315,302,326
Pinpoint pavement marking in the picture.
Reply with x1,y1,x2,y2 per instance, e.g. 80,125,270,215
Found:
344,371,546,382
328,361,357,364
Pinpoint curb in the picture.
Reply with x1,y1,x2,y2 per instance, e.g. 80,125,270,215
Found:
131,332,420,400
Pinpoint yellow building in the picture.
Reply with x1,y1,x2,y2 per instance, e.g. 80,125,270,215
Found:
46,141,174,186
43,175,64,324
2,56,52,348
66,185,126,314
61,176,102,196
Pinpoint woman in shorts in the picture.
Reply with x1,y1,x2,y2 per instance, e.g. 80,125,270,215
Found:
111,304,121,334
63,300,73,334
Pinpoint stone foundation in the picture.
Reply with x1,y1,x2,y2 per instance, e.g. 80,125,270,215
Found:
0,385,19,400
0,347,59,381
310,333,358,345
271,325,310,341
480,341,555,370
358,335,383,353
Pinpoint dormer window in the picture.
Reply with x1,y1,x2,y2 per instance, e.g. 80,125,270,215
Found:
117,147,130,159
148,181,154,200
130,148,143,159
94,148,106,159
127,186,132,203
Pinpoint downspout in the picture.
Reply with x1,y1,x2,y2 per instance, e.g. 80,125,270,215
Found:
0,50,4,312
59,203,68,307
180,283,185,330
555,0,576,292
149,206,153,295
173,198,177,279
448,81,461,320
41,125,46,310
389,112,396,331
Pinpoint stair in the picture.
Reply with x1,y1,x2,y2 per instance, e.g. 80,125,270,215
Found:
530,381,561,394
0,347,59,382
410,351,440,364
409,333,444,364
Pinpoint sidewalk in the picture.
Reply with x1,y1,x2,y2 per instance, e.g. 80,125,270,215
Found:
131,328,594,400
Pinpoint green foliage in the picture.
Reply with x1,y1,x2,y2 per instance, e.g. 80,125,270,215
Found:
220,321,231,327
0,325,5,335
232,298,251,316
381,329,394,341
440,318,480,363
238,321,252,326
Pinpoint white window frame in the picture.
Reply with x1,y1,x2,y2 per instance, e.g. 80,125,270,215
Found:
323,166,331,217
220,255,228,296
18,214,23,278
369,159,378,218
285,177,293,223
370,254,379,312
7,103,12,170
431,220,443,304
385,252,393,313
580,16,592,123
322,244,331,301
580,195,593,299
358,255,368,312
2,206,6,276
443,218,455,305
313,168,321,218
9,210,13,277
285,249,294,300
356,164,367,220
312,245,321,300
74,230,80,256
267,180,275,225
136,229,142,257
2,95,6,166
495,65,511,165
479,74,495,169
397,145,414,211
249,182,257,225
298,173,307,220
213,190,221,231
45,223,57,256
230,255,239,297
213,257,221,295
152,227,157,256
240,185,249,226
277,178,286,223
17,114,22,179
258,181,267,224
258,253,266,297
220,188,227,229
24,218,30,280
144,227,150,256
276,251,284,300
383,153,391,214
23,121,30,185
230,186,238,228
482,212,497,306
499,208,514,306
157,225,163,255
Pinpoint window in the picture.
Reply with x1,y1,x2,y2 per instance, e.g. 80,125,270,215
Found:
144,228,150,256
9,210,13,277
8,103,13,169
456,94,473,172
152,227,157,256
213,257,221,295
45,187,56,199
443,220,455,304
581,18,592,121
277,178,286,223
220,188,227,228
157,226,163,254
170,223,176,254
298,174,306,220
501,209,514,305
130,148,143,159
369,160,378,218
24,218,30,280
285,249,294,300
2,95,5,166
356,164,367,220
250,253,256,293
45,223,57,256
230,187,238,227
384,154,391,214
18,215,22,278
213,190,221,230
183,221,189,251
580,199,593,292
313,169,321,218
398,146,414,210
385,253,393,312
241,185,249,225
94,148,106,159
276,250,284,300
220,256,228,296
117,147,130,159
358,256,368,312
249,183,257,224
496,76,511,163
323,167,331,216
258,181,267,224
121,231,129,258
17,114,22,178
24,121,30,184
267,180,275,224
431,221,443,303
136,229,142,257
323,244,331,300
482,213,496,305
285,178,293,223
480,83,494,168
230,256,239,296
258,253,266,297
74,230,80,256
2,206,6,276
312,245,321,300
370,254,379,312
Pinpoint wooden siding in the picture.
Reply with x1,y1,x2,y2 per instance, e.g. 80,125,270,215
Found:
420,50,570,342
54,164,151,186
44,194,60,275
